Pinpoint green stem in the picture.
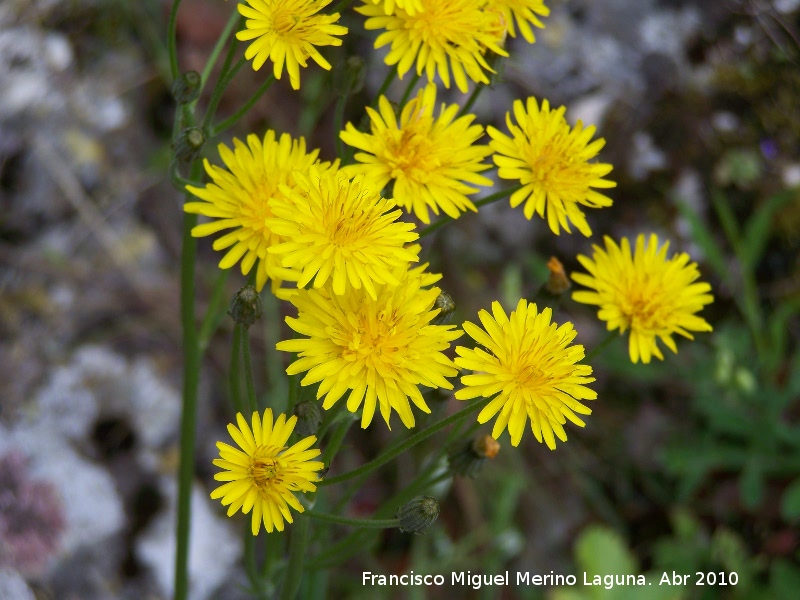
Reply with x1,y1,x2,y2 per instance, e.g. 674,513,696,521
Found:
319,396,492,487
229,324,244,415
242,325,259,413
334,94,348,160
167,0,182,81
418,184,522,238
198,268,230,352
174,161,202,600
244,522,259,592
584,330,617,362
320,415,355,466
202,56,246,131
280,515,310,600
371,69,396,107
304,511,400,529
211,75,276,136
263,292,288,412
331,0,356,14
195,12,242,107
458,83,485,116
399,72,421,107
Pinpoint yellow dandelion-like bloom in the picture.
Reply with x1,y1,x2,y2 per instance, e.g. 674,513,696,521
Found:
357,0,509,93
487,97,615,236
236,0,348,90
266,169,419,299
484,0,550,43
185,131,338,295
454,299,596,449
365,0,424,16
571,233,714,364
210,409,324,535
340,83,493,224
276,263,463,429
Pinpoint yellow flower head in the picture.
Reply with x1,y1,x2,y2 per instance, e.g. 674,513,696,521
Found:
455,299,596,449
185,131,338,295
488,97,615,236
484,0,550,43
365,0,424,15
266,169,419,299
276,263,463,430
236,0,348,90
571,234,714,364
357,0,509,93
340,83,493,224
210,409,324,535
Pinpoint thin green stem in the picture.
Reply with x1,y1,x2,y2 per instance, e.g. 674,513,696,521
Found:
304,511,400,529
202,56,246,130
320,396,492,487
195,11,242,106
212,75,276,136
242,325,259,413
244,523,259,591
331,0,356,14
458,83,485,117
167,0,182,80
399,72,421,107
280,516,310,600
418,184,522,238
198,268,230,352
371,69,396,107
320,415,355,466
334,94,348,160
584,330,617,363
229,324,244,415
174,161,202,600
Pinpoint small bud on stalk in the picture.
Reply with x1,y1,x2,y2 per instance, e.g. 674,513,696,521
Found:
228,285,262,328
397,496,440,534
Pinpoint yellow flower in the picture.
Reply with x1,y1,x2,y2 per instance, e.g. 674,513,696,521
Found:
365,0,424,15
266,168,419,299
571,234,714,364
455,299,596,449
357,0,508,93
276,263,463,429
488,97,615,236
184,131,338,295
340,83,493,224
210,409,324,535
484,0,550,43
236,0,348,90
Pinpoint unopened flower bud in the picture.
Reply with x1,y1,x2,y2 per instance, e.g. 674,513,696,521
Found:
397,496,439,534
228,285,262,328
544,257,570,295
173,127,205,163
431,290,456,325
448,434,500,478
333,56,365,97
171,70,201,104
293,400,322,438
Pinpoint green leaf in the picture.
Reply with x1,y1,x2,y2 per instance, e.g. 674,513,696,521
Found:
575,525,637,578
675,200,728,281
780,477,800,521
740,458,764,509
741,190,798,272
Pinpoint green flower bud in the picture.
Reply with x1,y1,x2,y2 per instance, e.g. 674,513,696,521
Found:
173,127,205,163
293,400,322,438
431,290,456,325
228,285,262,328
333,56,365,97
397,496,439,534
171,70,202,105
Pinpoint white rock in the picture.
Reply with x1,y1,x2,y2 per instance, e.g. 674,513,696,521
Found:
0,569,36,600
137,480,242,600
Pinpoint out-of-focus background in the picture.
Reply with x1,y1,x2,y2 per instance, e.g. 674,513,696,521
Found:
1,1,799,598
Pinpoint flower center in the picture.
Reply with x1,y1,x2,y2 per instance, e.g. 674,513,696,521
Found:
273,9,300,35
249,447,281,489
386,121,438,182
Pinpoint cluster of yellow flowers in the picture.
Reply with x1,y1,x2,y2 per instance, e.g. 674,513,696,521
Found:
197,0,714,534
